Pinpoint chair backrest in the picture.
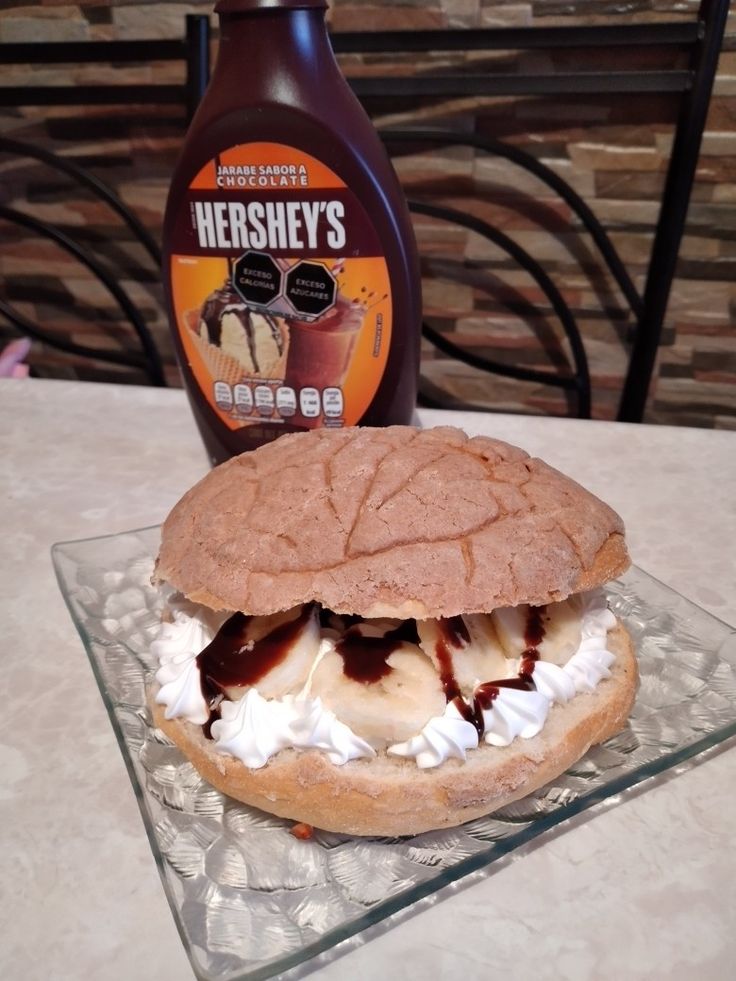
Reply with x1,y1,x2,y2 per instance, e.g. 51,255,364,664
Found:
0,14,210,122
0,14,211,386
330,0,728,421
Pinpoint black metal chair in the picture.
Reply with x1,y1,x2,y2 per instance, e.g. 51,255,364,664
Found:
0,14,210,120
327,0,728,421
0,14,210,386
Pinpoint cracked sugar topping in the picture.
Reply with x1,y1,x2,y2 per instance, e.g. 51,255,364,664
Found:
155,425,629,618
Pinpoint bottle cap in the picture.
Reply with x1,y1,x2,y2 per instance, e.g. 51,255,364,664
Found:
215,0,327,12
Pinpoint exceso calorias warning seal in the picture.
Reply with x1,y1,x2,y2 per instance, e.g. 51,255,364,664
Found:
150,425,638,836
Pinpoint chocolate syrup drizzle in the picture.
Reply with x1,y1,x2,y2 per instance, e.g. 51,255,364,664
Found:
434,616,471,702
437,607,547,737
335,619,420,683
196,605,312,737
192,602,547,743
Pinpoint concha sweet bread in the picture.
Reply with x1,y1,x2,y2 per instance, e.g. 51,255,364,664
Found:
150,425,637,835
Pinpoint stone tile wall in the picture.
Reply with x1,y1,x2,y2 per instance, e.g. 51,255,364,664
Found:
0,0,734,426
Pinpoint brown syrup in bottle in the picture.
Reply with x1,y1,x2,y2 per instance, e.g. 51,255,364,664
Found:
162,0,421,465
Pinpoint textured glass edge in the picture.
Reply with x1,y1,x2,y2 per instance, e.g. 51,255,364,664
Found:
280,731,736,981
51,527,736,981
50,532,202,974
261,725,736,981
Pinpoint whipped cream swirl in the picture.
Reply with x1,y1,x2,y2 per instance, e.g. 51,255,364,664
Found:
479,687,551,748
211,690,296,767
389,701,479,768
152,609,215,725
287,695,375,764
209,691,375,768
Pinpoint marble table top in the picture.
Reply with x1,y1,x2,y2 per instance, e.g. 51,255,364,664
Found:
1,377,734,981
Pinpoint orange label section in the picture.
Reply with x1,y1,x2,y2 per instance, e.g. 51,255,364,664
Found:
171,142,392,432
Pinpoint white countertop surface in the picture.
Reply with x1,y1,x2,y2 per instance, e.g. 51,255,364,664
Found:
1,378,734,981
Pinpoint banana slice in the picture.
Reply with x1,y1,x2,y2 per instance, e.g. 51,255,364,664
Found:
491,597,583,666
318,613,403,640
462,613,512,681
309,636,445,748
219,604,321,700
417,614,509,697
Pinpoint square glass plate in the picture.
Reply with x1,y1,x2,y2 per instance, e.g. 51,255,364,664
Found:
52,527,736,981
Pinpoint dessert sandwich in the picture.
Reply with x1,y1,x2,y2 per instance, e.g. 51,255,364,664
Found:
151,425,637,836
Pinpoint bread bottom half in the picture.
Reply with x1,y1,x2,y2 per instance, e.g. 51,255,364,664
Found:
150,621,637,837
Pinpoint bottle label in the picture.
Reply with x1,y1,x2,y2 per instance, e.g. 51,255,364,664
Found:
169,142,392,432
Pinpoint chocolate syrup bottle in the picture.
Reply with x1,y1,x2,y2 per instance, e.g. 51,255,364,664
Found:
162,0,421,465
